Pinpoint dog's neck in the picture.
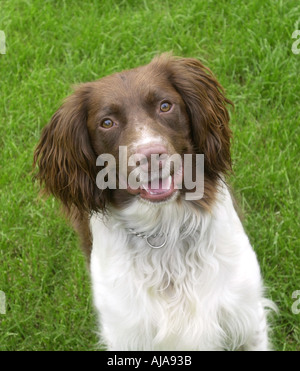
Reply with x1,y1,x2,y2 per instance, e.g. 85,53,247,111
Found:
107,195,212,247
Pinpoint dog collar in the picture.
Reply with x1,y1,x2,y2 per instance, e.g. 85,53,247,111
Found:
127,228,167,249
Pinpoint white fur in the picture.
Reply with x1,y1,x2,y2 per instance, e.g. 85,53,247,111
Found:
130,125,165,152
90,183,272,350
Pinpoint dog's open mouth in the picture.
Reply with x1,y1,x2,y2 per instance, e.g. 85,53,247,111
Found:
127,175,176,202
139,175,175,201
127,167,183,202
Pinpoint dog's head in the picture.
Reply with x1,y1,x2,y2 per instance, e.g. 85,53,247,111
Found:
33,54,232,213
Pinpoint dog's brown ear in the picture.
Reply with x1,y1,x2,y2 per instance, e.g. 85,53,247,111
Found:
33,83,106,214
167,56,233,180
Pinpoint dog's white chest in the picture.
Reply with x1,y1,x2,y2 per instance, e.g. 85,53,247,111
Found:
89,192,266,350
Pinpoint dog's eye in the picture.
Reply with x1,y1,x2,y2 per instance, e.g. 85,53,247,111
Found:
101,119,115,129
160,101,172,112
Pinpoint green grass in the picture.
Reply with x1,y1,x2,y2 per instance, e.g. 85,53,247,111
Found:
0,0,299,350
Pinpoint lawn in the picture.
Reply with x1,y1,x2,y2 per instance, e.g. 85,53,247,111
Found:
0,0,299,351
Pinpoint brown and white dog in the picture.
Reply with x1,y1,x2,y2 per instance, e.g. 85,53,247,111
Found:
34,54,273,350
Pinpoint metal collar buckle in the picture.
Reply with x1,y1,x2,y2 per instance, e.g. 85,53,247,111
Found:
127,228,167,249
